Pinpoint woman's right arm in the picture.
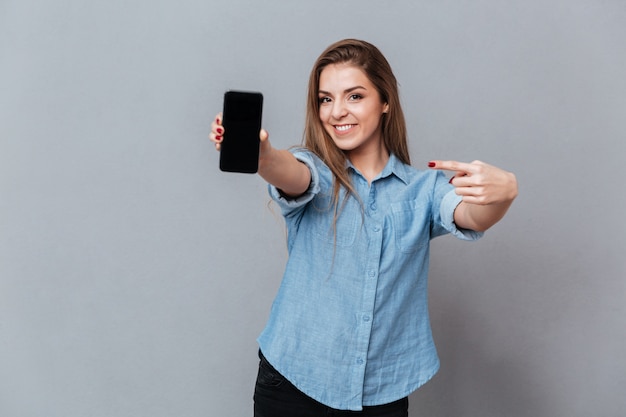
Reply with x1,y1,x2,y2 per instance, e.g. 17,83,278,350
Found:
210,113,311,197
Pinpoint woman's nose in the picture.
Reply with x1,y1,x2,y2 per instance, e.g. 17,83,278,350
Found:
331,101,348,119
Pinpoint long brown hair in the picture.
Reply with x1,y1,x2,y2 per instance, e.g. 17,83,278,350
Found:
304,39,409,210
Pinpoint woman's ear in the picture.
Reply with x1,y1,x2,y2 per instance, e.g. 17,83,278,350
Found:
383,103,389,114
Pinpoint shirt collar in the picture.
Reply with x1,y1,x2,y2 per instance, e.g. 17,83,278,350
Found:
346,153,411,185
383,153,411,185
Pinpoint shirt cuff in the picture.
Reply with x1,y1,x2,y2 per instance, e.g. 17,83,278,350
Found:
440,189,484,241
268,150,320,214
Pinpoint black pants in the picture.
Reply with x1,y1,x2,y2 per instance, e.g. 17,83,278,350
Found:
254,352,409,417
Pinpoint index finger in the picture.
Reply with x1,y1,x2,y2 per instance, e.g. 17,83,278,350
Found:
428,160,475,174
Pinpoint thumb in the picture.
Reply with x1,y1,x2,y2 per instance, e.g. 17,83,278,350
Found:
260,128,269,142
259,128,272,156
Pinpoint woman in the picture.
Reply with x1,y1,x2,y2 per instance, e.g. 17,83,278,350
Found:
210,39,518,416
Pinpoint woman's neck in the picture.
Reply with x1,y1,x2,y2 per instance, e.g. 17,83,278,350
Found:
347,144,389,184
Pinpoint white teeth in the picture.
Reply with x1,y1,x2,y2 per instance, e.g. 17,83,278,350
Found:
336,124,353,131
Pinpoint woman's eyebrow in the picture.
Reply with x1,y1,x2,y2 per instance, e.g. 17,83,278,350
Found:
318,86,367,95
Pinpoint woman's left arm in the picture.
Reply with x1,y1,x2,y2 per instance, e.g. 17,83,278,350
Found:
429,160,518,232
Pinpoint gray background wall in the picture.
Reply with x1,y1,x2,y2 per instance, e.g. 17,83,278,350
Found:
1,1,624,416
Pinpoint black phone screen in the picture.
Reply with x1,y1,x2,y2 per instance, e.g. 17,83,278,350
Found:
219,91,263,173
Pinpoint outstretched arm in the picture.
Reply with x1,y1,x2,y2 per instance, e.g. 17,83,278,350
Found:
428,160,518,232
210,113,311,197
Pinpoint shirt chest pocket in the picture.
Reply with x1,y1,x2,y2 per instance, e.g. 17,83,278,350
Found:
305,195,359,247
391,200,431,253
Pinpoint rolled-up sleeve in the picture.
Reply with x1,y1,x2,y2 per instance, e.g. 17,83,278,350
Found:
268,149,321,217
440,190,484,241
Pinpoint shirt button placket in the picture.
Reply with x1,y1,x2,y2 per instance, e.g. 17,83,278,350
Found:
357,184,383,381
368,186,377,216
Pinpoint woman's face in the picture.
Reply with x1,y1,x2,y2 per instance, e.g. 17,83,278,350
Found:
318,63,389,157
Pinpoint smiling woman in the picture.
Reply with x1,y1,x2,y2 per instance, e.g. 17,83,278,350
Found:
208,38,517,416
317,63,390,181
302,40,411,205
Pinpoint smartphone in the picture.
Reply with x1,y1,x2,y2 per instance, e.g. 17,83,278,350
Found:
219,90,263,173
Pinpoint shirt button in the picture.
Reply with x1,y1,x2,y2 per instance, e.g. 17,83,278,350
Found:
363,315,370,322
372,225,380,232
356,358,364,365
368,270,376,277
370,203,377,211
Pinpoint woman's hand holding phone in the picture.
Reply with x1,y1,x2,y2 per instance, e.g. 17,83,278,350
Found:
209,98,309,196
210,112,270,154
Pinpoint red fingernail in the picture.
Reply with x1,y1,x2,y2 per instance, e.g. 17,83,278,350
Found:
216,128,223,134
216,135,222,141
449,176,455,184
428,162,436,168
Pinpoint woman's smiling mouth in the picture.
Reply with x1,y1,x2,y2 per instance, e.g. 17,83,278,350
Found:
335,124,355,132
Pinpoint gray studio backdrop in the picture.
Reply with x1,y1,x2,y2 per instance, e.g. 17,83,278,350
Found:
1,1,625,416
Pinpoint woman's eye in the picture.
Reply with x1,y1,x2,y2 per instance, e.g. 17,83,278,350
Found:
319,96,331,104
349,94,362,101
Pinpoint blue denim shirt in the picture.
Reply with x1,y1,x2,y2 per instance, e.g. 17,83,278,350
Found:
257,149,482,411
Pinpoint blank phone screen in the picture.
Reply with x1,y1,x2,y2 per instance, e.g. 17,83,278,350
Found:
219,91,263,173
